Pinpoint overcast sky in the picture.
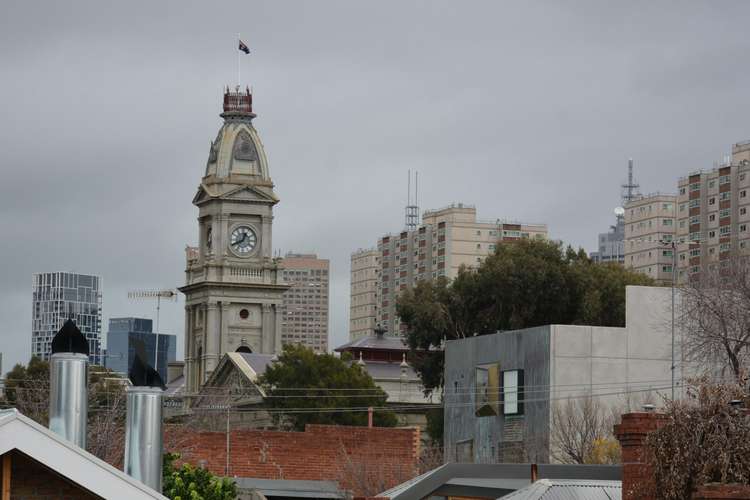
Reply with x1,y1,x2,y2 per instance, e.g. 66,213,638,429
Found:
2,1,749,372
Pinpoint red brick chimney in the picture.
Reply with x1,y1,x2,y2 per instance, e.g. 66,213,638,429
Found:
614,410,668,500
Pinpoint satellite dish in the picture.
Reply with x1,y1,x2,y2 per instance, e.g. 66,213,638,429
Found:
614,207,625,217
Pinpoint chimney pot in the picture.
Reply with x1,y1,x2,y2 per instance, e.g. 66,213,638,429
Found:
642,403,655,412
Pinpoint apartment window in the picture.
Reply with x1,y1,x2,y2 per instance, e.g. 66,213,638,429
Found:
720,209,731,218
720,175,730,185
742,224,748,232
709,214,716,222
501,369,524,416
680,187,686,195
679,202,687,212
742,190,747,198
663,219,673,226
689,216,700,225
691,266,700,274
720,243,731,252
662,265,673,273
663,203,673,211
690,182,701,192
720,226,731,235
689,232,700,241
662,250,673,257
742,173,747,181
742,208,748,216
721,192,731,201
679,220,686,229
709,197,716,205
708,180,716,189
663,234,673,242
690,248,701,257
709,230,716,238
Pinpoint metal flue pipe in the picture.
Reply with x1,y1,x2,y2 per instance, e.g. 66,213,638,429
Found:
124,350,166,493
48,320,90,449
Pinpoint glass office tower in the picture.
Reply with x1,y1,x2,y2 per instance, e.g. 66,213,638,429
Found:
106,317,176,382
32,272,103,363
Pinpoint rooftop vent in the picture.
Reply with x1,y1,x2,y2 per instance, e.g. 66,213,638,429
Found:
48,320,89,448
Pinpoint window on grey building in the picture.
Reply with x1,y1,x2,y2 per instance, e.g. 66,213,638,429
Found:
501,369,524,416
475,363,500,417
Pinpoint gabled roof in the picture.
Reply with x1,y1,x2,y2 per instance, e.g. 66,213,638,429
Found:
499,479,622,499
201,352,274,399
0,409,166,499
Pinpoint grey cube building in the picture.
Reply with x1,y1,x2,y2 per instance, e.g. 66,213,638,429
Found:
32,272,102,364
106,317,176,382
444,286,686,464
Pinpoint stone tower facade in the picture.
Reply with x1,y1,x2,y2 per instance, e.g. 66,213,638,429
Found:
180,87,288,393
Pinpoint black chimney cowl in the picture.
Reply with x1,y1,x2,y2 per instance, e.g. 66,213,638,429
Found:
128,338,165,389
51,319,90,355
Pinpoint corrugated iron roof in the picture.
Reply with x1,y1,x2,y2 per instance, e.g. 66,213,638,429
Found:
498,479,621,500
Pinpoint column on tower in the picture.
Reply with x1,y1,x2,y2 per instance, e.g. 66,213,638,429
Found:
274,304,283,352
206,302,220,377
261,304,272,353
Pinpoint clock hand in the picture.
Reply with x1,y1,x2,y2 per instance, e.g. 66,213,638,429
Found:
233,233,247,246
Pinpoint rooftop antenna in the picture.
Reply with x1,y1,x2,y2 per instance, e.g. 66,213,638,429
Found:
621,158,641,204
405,170,419,231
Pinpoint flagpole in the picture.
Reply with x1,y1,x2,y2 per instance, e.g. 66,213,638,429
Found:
237,33,241,88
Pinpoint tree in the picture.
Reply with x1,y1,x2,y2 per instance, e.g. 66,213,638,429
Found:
679,256,750,382
643,381,750,500
3,356,50,424
258,344,397,431
550,396,620,464
398,239,654,393
163,453,237,500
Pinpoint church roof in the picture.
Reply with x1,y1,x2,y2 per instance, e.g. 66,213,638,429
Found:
334,335,409,353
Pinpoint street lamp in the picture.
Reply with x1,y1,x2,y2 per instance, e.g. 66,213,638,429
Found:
660,237,677,401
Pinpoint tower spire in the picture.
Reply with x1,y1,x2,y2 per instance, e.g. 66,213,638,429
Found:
404,170,419,231
621,158,640,204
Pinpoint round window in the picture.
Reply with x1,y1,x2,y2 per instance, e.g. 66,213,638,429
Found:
239,309,249,319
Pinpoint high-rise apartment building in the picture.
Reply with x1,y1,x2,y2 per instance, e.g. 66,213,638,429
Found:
675,140,750,281
280,253,330,353
365,203,547,337
106,317,177,382
624,194,677,284
32,272,102,363
350,249,380,341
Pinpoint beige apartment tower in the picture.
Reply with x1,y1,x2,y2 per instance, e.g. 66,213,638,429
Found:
280,253,330,353
350,249,380,341
623,194,677,284
675,140,750,282
349,203,548,339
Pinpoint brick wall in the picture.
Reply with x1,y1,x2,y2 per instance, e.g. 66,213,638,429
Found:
6,450,100,499
694,484,750,499
168,424,420,497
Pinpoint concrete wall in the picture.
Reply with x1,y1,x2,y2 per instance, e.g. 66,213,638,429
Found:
444,326,551,464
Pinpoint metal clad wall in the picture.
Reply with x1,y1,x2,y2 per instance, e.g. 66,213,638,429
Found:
444,326,551,464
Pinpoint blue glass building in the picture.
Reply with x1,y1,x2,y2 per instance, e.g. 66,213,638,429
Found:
106,317,176,382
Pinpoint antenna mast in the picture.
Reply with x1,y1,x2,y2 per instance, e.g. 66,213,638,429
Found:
404,170,419,231
621,158,640,204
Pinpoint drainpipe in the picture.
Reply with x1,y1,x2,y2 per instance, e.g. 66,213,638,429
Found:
124,351,165,493
48,320,89,449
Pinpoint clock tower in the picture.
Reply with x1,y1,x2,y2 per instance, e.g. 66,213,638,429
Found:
180,86,288,393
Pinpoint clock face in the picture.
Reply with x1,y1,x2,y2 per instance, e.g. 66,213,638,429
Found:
229,226,257,255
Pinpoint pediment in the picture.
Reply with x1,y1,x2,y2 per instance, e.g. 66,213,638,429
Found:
192,184,278,206
220,185,279,204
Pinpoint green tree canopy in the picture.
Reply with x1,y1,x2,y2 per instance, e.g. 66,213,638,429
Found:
258,344,398,431
163,453,238,500
397,238,654,393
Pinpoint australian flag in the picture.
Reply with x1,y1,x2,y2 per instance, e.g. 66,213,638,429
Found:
239,39,250,54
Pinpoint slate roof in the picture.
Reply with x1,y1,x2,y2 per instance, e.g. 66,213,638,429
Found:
499,479,622,499
334,335,409,352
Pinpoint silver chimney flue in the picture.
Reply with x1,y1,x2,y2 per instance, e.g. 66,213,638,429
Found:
124,345,165,493
48,319,90,449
